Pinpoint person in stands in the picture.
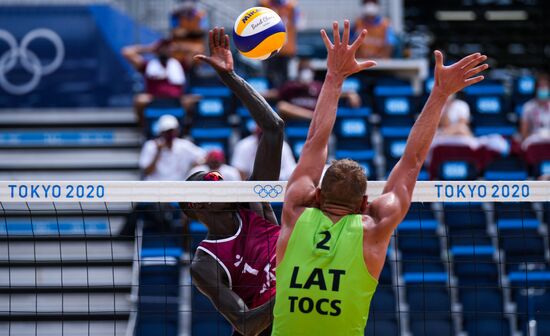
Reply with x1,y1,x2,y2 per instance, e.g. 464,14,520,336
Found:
264,59,362,120
520,74,550,149
354,0,397,59
188,149,242,181
139,114,205,181
259,0,300,87
232,127,296,181
122,41,194,128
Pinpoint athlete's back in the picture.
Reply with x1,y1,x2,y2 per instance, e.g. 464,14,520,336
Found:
273,208,377,335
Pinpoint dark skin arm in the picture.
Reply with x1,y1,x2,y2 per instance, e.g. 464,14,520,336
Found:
190,253,275,336
190,27,283,335
195,28,284,182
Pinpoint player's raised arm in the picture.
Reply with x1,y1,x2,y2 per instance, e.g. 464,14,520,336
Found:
282,20,376,226
194,27,284,181
370,51,489,234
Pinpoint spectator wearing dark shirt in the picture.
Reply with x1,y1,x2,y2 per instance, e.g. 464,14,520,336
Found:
265,60,361,120
169,1,208,69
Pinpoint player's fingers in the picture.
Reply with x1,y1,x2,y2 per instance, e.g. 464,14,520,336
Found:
434,50,444,68
193,55,209,64
224,34,230,49
351,29,367,51
342,19,350,46
213,26,219,46
359,60,377,70
464,75,485,86
219,27,226,47
457,52,481,68
208,30,215,50
333,21,340,46
320,29,333,49
464,63,489,78
461,55,487,71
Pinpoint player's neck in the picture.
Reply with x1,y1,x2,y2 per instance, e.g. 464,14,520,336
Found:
320,204,355,224
203,211,240,240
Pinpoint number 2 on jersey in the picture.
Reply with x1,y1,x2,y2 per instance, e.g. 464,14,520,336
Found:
316,231,331,250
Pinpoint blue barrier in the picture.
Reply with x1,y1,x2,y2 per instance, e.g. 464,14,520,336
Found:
0,218,109,235
398,219,438,231
0,131,114,145
451,245,495,256
335,149,375,161
497,218,539,230
403,272,448,283
374,85,413,97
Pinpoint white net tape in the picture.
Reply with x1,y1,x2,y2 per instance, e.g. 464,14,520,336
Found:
0,180,549,203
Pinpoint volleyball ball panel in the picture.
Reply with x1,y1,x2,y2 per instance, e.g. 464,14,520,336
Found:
233,7,287,60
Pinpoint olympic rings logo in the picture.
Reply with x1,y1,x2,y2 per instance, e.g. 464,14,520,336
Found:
0,28,65,95
253,184,284,198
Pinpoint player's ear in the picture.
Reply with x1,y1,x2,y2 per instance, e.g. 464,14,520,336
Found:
315,188,322,207
360,195,368,214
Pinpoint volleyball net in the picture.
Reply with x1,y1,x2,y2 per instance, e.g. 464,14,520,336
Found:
1,180,549,336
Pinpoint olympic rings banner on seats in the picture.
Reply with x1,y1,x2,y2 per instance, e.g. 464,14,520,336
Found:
0,181,548,203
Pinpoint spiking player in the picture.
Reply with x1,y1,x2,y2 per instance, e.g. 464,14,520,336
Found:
183,27,282,336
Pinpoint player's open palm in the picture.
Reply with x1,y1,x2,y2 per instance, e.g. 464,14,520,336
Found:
433,50,489,96
321,20,376,79
194,27,234,73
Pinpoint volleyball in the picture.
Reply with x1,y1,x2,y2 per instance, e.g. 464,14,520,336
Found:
233,7,287,60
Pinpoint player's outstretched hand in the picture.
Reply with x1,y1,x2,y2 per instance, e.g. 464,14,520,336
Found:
433,50,489,97
194,27,234,73
320,20,376,80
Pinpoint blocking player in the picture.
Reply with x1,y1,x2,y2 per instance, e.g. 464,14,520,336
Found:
183,27,282,336
273,20,488,335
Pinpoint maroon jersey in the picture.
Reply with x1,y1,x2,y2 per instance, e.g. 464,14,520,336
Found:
278,80,323,110
197,208,280,308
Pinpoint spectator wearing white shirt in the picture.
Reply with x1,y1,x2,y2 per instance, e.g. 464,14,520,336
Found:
438,95,472,137
139,115,206,181
188,149,241,181
520,74,550,149
231,129,297,181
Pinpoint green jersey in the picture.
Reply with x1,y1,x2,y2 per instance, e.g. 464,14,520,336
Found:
272,208,378,335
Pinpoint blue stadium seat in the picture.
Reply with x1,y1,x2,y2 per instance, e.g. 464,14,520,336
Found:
463,83,514,136
398,218,444,273
494,203,544,271
451,245,498,285
513,75,536,109
190,86,231,98
404,274,452,321
374,84,416,127
514,290,550,329
409,318,453,336
366,283,398,335
334,149,375,179
136,319,178,336
443,202,490,246
463,317,510,336
484,156,527,181
191,127,232,154
365,315,399,336
191,287,233,334
460,288,503,314
285,126,309,158
380,126,409,172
